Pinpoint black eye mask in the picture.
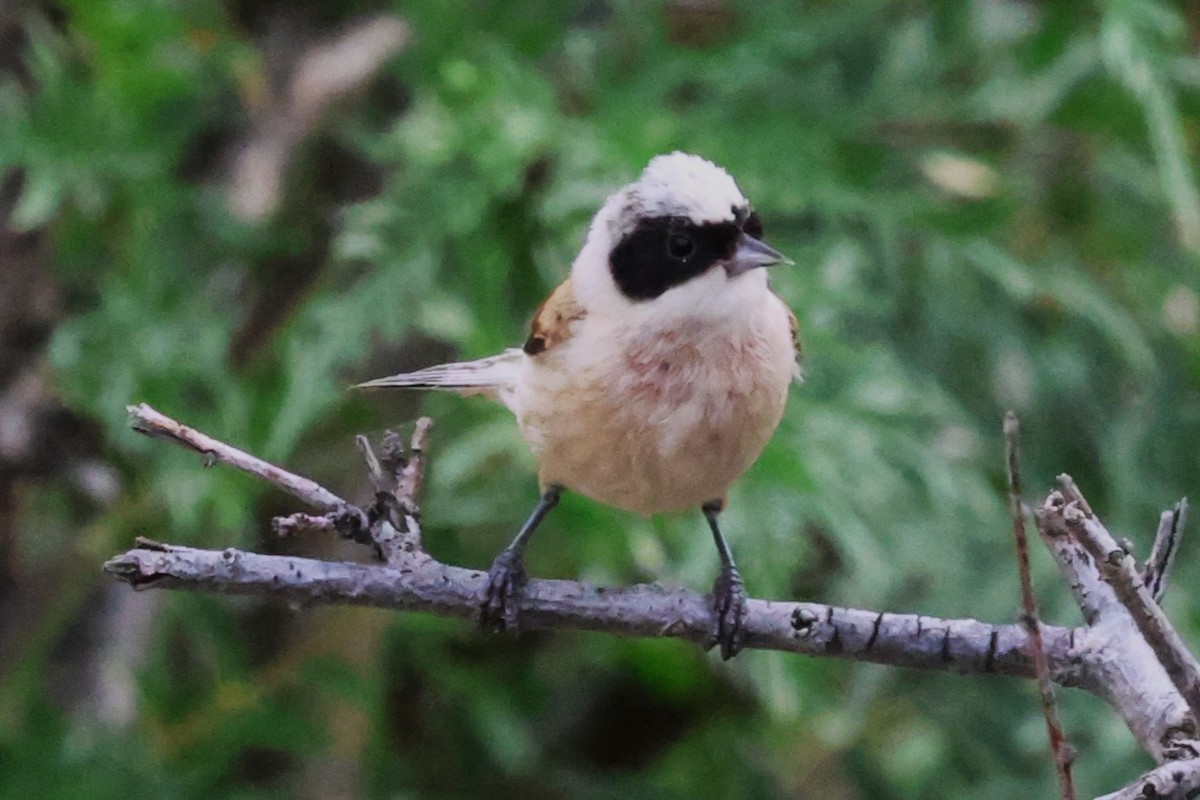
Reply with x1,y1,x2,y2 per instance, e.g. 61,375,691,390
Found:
609,216,753,301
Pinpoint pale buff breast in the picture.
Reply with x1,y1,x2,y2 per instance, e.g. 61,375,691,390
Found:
513,300,795,515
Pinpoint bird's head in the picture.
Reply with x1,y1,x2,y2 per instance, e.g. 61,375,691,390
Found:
572,152,790,321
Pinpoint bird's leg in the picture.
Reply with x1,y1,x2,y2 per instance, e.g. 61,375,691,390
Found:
480,484,563,633
702,499,747,660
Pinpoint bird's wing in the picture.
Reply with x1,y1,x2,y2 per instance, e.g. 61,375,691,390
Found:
787,304,805,382
523,277,588,356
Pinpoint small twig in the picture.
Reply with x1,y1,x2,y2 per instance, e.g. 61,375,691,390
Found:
349,435,405,562
1145,499,1189,604
1057,475,1200,720
354,428,432,564
396,417,432,513
272,512,338,537
378,430,408,480
1059,475,1095,517
271,508,374,542
1006,413,1076,800
133,536,172,552
354,434,391,494
127,404,346,512
1093,757,1200,800
387,419,432,555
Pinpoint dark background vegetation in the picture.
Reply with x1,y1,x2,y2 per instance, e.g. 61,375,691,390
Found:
2,0,1199,797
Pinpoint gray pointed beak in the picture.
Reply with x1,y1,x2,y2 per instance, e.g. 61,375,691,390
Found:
726,234,793,276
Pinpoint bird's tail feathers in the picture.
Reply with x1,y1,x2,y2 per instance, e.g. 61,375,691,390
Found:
354,349,523,398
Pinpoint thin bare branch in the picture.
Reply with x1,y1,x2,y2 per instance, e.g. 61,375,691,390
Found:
103,540,1085,683
396,417,432,513
1056,475,1200,720
1059,475,1095,517
1093,757,1200,800
354,434,391,494
1145,499,1189,604
272,512,338,538
127,404,345,512
1005,413,1076,800
383,419,432,555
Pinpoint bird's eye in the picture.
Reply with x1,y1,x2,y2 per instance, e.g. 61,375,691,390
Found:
667,233,695,260
743,211,764,240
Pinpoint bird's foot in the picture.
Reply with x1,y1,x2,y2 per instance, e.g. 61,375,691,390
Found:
480,548,526,633
708,565,747,660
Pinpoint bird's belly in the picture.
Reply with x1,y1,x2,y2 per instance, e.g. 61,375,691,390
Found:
516,351,790,515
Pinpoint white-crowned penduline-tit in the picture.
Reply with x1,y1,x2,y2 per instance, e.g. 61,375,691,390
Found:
358,152,802,659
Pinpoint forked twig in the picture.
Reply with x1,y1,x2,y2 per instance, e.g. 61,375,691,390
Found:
353,422,432,562
1057,475,1200,720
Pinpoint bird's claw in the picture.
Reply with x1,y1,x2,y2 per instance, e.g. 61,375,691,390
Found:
708,565,747,660
480,548,526,633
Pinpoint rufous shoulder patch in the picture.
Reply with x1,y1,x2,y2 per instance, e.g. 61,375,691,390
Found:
523,277,587,356
787,304,804,379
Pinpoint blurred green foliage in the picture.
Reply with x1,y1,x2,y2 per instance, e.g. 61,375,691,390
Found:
2,0,1200,797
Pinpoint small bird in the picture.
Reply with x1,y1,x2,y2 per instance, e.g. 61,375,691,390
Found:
358,152,801,658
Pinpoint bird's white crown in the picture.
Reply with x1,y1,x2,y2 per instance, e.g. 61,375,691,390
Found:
608,152,748,238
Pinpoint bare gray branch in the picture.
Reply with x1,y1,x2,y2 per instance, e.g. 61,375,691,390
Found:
103,541,1083,681
127,403,346,511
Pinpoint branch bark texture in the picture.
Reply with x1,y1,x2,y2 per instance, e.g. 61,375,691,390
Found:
105,539,1081,681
